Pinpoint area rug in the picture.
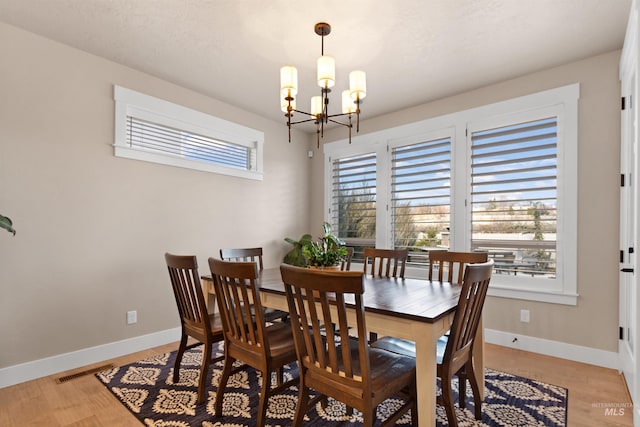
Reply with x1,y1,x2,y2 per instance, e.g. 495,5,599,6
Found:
96,342,567,426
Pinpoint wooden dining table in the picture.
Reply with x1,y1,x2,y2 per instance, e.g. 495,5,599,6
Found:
201,267,484,427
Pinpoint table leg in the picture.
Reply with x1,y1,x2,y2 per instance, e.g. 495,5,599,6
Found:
201,277,216,314
414,326,438,427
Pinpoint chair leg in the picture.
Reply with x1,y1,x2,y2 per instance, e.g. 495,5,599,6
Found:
293,383,309,427
257,369,271,427
464,362,483,420
172,333,188,383
196,341,212,405
458,374,467,409
215,353,234,416
276,366,284,386
441,376,458,427
363,408,376,427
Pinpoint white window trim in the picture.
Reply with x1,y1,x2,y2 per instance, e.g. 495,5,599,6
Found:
324,84,579,305
113,85,264,180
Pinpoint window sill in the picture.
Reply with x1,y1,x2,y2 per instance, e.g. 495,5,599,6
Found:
487,285,578,305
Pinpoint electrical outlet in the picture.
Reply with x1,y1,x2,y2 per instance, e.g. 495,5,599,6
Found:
520,309,530,323
127,310,137,325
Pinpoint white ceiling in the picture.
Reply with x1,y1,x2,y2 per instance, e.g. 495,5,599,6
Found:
0,0,632,129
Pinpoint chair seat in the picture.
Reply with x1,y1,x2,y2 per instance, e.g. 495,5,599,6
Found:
371,336,448,364
326,340,416,403
264,321,297,358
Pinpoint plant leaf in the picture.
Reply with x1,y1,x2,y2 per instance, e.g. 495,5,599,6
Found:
0,214,16,236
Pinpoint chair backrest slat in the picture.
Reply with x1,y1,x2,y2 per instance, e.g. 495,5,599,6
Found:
428,250,488,283
209,258,268,354
362,248,408,278
220,247,264,271
444,260,493,367
165,253,211,335
280,265,368,390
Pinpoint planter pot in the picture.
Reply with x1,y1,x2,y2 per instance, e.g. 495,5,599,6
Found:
308,265,341,271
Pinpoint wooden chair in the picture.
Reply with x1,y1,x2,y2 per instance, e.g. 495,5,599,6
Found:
164,253,225,405
208,258,298,427
219,247,289,323
362,247,408,278
372,260,494,427
280,264,418,427
428,250,489,283
341,246,354,271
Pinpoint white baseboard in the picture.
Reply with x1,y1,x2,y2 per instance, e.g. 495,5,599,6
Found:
1,327,620,389
0,327,181,389
485,328,620,370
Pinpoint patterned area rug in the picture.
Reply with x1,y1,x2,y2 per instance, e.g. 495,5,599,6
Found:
96,342,567,426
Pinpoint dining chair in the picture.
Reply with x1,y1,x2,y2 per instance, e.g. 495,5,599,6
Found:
362,247,408,340
164,253,225,405
428,250,488,283
372,260,494,427
341,246,354,271
362,247,408,278
219,247,289,323
208,258,298,427
280,264,418,427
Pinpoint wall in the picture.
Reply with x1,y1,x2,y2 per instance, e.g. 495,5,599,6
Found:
0,23,312,369
313,50,622,353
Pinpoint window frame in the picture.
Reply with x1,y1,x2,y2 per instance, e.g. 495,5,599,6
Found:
113,85,264,180
324,84,579,305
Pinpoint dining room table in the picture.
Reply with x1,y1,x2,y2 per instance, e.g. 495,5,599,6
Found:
201,266,484,427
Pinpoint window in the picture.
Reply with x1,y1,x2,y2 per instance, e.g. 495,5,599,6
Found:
113,85,264,180
329,152,377,261
324,84,578,304
391,135,452,268
470,117,558,279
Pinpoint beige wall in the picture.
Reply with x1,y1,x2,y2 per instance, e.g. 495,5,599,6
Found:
313,50,622,352
0,23,313,368
0,21,622,370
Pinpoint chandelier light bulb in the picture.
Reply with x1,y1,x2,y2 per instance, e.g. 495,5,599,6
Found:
317,55,336,89
342,90,357,114
349,70,367,101
311,96,323,117
280,66,298,97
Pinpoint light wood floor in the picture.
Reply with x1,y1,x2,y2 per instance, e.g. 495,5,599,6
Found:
0,342,633,426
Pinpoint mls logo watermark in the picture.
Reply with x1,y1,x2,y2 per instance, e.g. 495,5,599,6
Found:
592,402,633,416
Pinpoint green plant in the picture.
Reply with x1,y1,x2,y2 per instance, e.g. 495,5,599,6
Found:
0,214,15,235
283,234,313,267
283,222,348,268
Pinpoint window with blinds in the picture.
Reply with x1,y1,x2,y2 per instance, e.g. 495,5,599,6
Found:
113,85,263,180
470,117,557,277
329,152,377,260
126,116,255,171
391,137,452,267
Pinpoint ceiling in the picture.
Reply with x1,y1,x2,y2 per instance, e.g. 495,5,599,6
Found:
0,0,632,130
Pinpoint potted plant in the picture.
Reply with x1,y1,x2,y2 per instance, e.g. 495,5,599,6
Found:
284,222,347,269
0,214,15,235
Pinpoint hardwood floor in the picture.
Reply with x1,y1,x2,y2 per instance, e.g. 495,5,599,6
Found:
0,342,633,426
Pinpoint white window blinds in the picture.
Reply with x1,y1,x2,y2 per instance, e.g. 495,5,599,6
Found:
329,153,377,253
470,117,557,277
126,116,255,171
391,137,452,266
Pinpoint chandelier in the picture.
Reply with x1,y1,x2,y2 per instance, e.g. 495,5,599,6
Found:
280,22,366,147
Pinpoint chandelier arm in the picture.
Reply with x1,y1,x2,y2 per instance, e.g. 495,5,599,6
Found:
326,118,352,127
289,118,318,125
